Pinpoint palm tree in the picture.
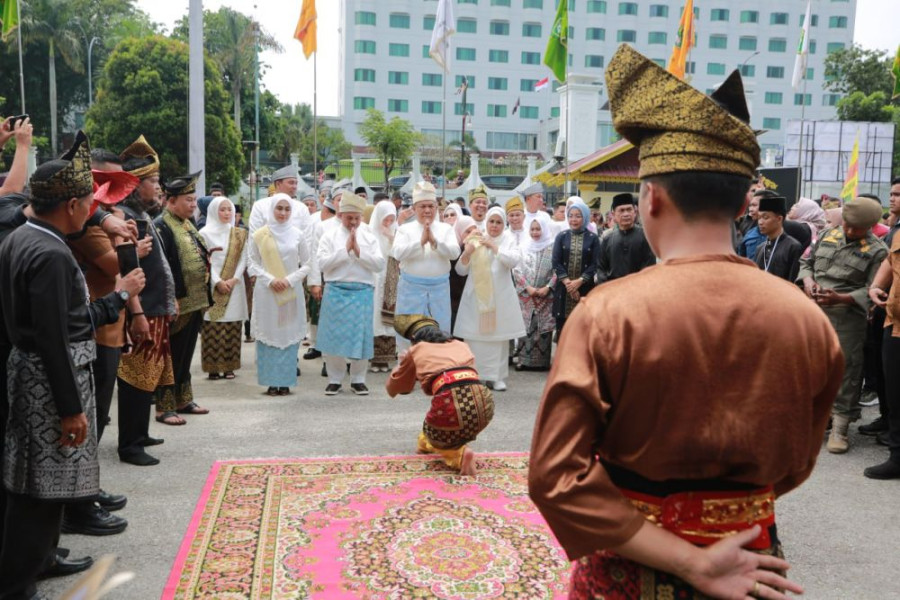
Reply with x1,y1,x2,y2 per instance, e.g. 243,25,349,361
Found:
204,7,281,134
21,0,83,154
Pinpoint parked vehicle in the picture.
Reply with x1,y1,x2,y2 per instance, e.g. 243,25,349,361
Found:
481,175,524,190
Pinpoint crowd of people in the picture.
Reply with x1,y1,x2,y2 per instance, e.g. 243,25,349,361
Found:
0,44,899,600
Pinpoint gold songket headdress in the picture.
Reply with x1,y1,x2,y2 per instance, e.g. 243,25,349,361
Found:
29,130,93,202
605,44,760,179
394,314,440,340
120,135,160,179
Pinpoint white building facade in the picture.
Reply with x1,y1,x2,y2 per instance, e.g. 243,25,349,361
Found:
339,0,856,159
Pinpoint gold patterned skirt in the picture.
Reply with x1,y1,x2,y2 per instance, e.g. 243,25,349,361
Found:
118,316,174,393
201,320,243,373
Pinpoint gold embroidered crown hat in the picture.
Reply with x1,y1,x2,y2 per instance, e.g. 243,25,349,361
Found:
29,130,93,203
605,44,760,179
394,314,440,340
120,135,160,179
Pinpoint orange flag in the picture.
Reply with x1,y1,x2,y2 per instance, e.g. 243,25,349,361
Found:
294,0,316,59
667,0,695,80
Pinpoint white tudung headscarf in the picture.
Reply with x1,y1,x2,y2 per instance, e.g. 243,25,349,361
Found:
484,206,507,240
527,211,555,253
265,193,302,251
370,200,397,258
199,196,235,250
443,203,461,222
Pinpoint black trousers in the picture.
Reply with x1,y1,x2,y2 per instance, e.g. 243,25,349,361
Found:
93,344,122,442
117,378,154,458
0,494,61,600
883,328,900,463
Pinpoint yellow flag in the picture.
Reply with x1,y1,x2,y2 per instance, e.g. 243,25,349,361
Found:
667,0,694,79
294,0,316,59
840,132,859,203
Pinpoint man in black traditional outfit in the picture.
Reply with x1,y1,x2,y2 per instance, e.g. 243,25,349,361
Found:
753,192,802,281
154,172,211,424
0,131,145,600
596,193,656,284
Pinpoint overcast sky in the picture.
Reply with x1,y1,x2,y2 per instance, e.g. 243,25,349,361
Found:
135,0,897,118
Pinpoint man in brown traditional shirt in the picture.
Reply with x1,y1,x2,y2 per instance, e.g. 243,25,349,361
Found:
529,45,844,600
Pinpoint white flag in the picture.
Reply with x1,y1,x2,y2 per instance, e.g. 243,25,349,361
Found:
792,0,811,91
429,0,456,74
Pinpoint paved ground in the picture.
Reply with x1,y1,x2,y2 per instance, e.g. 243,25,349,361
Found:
39,344,899,599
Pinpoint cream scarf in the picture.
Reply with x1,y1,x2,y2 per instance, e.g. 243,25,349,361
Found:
253,225,298,326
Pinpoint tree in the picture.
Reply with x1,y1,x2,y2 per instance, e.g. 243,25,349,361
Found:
298,120,352,167
836,91,896,123
173,7,281,135
19,0,83,154
824,45,894,98
86,35,243,192
358,109,421,190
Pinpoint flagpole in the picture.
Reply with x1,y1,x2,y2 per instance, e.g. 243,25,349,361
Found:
16,0,25,112
441,72,447,200
313,50,318,193
798,76,808,197
564,60,570,196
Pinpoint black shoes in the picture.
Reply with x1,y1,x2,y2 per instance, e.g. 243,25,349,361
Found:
325,384,342,395
859,417,888,436
864,459,900,480
97,489,127,512
321,364,328,377
876,432,890,446
303,348,322,360
141,436,165,446
350,383,369,395
37,553,94,580
119,450,160,466
62,502,128,536
279,387,290,396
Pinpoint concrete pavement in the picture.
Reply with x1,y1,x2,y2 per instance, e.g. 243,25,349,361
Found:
38,344,900,599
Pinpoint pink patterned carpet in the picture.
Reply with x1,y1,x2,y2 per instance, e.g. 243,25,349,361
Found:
163,454,571,599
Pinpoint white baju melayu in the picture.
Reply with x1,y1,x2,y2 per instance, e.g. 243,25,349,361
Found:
392,219,461,350
453,208,526,384
370,201,398,338
248,209,311,353
317,222,386,385
199,198,249,323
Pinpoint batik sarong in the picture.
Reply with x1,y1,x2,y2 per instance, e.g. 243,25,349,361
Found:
373,335,397,364
118,315,174,392
201,320,243,373
5,340,100,500
423,380,494,450
317,282,375,360
395,271,451,333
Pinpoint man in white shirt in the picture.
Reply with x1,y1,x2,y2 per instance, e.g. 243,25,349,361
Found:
392,182,461,349
521,182,545,229
316,193,386,395
469,185,489,231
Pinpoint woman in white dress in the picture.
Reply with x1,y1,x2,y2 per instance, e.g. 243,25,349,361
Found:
453,206,526,391
370,199,398,372
198,197,248,380
248,195,311,396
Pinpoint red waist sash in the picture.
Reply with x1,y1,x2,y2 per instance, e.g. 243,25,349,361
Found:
429,368,480,395
622,486,776,550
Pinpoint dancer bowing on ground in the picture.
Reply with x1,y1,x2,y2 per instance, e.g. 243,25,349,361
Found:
453,206,525,391
198,197,248,381
387,314,494,477
248,195,310,396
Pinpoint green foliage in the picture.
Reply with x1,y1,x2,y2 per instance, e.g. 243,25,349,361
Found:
172,6,281,134
358,109,421,189
836,91,896,122
1,0,157,160
824,45,894,97
85,35,242,192
298,120,352,167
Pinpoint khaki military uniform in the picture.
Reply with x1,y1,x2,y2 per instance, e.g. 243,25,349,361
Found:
797,227,888,420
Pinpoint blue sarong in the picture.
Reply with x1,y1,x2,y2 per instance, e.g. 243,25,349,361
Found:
256,341,299,387
318,281,375,360
395,272,451,332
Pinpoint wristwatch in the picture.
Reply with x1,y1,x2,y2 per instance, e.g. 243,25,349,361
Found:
117,289,130,303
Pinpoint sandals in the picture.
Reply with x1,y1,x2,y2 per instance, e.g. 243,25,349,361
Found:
266,387,279,396
155,411,186,426
223,371,236,380
175,402,210,415
208,373,221,380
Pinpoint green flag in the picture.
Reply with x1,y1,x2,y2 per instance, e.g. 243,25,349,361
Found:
892,44,900,100
543,0,568,82
0,0,19,41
